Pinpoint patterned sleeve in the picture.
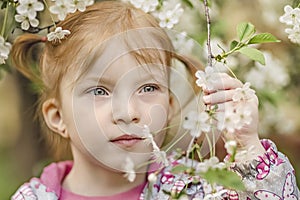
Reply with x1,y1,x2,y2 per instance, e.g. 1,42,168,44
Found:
230,139,299,199
11,179,58,200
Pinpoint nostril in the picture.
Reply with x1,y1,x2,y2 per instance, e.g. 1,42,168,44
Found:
132,118,139,123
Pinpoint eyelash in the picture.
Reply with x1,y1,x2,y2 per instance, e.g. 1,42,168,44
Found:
140,84,159,93
88,87,109,96
87,84,159,96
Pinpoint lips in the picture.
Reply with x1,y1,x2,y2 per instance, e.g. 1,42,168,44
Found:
110,134,144,147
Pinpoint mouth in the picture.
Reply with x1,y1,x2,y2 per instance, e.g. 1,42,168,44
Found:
110,134,144,148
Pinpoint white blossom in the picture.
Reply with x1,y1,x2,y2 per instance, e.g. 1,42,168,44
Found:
123,157,136,182
183,110,211,138
234,104,252,129
224,140,237,155
232,82,256,102
49,0,75,20
195,66,218,91
47,27,71,42
0,36,12,65
142,125,169,166
279,5,300,26
285,26,300,44
216,105,239,133
129,0,159,13
196,156,225,173
16,0,44,19
155,1,183,29
148,173,157,183
15,13,39,30
217,102,253,133
71,0,94,12
153,149,169,166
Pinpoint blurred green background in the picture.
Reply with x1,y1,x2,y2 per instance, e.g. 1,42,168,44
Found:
1,0,300,199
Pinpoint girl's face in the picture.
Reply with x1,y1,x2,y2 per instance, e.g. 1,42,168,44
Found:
59,46,172,173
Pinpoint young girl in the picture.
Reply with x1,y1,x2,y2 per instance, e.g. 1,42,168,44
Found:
11,1,299,199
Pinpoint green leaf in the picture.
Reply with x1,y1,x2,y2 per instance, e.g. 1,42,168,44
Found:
249,33,281,44
201,168,246,191
171,164,190,174
238,47,265,65
230,40,239,50
182,0,194,8
237,22,256,41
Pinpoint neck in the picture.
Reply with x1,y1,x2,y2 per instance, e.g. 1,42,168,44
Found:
62,151,147,197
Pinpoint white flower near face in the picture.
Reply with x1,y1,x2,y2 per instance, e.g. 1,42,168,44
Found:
195,66,218,91
279,5,300,26
123,156,136,182
0,36,12,65
71,0,94,12
16,0,44,19
183,110,211,138
285,26,300,44
49,0,75,21
129,0,159,13
153,149,169,166
47,27,71,42
15,13,39,30
224,140,237,155
141,125,169,166
232,82,256,102
156,0,183,29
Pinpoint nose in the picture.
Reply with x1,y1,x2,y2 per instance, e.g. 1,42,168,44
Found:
112,94,140,125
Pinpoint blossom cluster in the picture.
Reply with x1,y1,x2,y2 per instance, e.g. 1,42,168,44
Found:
0,0,94,65
125,0,194,54
0,36,12,65
14,0,94,31
125,0,184,29
191,66,256,135
279,5,300,44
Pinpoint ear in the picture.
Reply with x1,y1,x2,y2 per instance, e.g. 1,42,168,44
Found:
168,94,177,122
42,98,69,138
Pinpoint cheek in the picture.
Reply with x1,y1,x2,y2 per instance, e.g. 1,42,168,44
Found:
142,98,170,146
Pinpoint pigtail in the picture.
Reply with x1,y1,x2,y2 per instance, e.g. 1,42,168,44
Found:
10,34,45,87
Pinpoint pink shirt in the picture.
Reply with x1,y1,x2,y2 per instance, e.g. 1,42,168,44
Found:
12,161,148,200
60,182,146,200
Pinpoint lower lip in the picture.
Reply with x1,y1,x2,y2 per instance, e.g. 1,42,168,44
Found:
111,139,143,148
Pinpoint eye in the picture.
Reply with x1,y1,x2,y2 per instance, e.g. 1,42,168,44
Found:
140,84,158,93
89,87,109,96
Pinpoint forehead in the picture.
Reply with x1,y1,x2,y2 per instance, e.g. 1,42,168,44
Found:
84,50,168,85
64,28,172,86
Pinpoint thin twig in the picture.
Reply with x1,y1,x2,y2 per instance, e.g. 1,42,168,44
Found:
203,0,213,66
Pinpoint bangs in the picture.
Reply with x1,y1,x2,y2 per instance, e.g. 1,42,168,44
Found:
71,27,174,85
